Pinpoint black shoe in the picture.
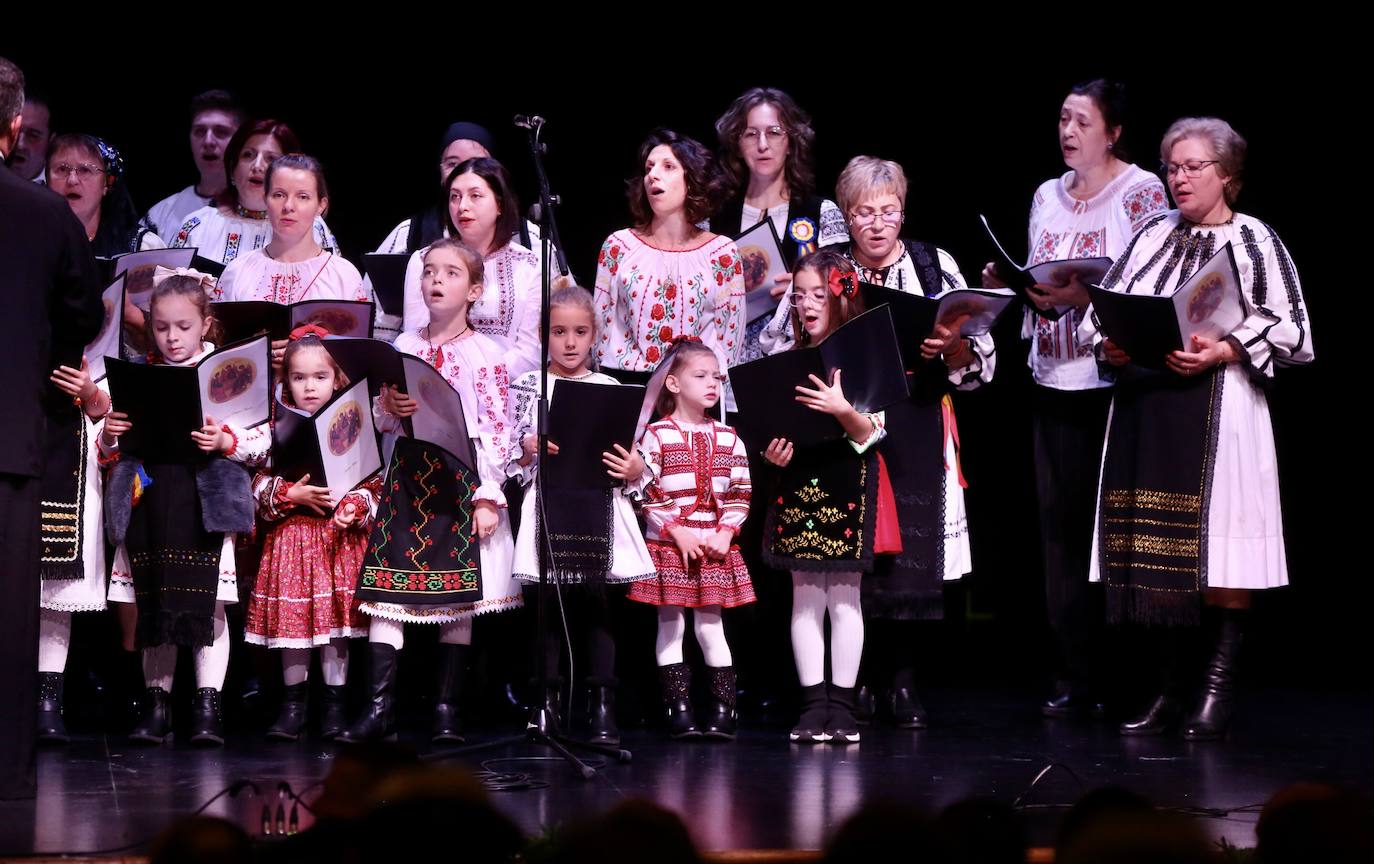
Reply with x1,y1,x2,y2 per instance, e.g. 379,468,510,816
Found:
528,678,563,737
701,666,737,741
338,643,398,744
190,688,225,747
1119,691,1182,736
826,684,861,744
890,686,929,729
1183,611,1244,741
432,643,469,744
319,685,348,741
789,683,831,744
659,663,699,739
37,672,70,744
1041,682,1105,720
266,682,308,741
586,679,620,747
855,684,875,726
129,687,173,744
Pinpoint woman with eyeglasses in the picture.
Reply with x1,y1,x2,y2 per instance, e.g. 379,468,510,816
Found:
981,80,1168,721
1078,117,1312,740
827,156,995,730
710,88,849,362
47,134,164,256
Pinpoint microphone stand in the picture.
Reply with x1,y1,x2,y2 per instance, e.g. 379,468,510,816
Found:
427,116,629,778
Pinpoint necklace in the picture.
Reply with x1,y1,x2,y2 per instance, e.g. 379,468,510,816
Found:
235,204,268,220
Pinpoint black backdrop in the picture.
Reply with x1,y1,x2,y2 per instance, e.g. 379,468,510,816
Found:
8,44,1360,694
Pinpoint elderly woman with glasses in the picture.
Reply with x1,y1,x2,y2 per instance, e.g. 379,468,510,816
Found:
798,155,995,730
1079,117,1313,740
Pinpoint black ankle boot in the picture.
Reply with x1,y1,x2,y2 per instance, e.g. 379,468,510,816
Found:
827,683,861,744
855,684,875,726
432,644,469,744
702,666,737,741
789,683,830,744
528,677,563,737
890,686,929,729
319,685,348,741
586,678,619,746
37,672,69,744
338,643,398,744
1183,611,1244,740
190,688,225,746
1120,631,1188,736
659,663,699,739
129,687,173,744
266,682,308,741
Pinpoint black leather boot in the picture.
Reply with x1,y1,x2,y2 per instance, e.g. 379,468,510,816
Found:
659,662,699,739
189,688,225,746
827,683,861,744
37,672,70,744
855,684,875,726
1183,610,1244,740
890,686,930,729
432,644,469,744
1120,633,1186,737
338,643,398,744
789,683,830,744
585,678,619,746
319,685,349,741
266,682,308,741
701,666,737,741
128,686,173,744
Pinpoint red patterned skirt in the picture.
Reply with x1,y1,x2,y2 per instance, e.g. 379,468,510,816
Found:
245,514,370,647
628,537,755,609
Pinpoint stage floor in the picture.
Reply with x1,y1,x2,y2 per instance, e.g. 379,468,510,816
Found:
2,687,1370,857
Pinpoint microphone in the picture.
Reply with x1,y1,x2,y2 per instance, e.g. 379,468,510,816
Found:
514,115,546,130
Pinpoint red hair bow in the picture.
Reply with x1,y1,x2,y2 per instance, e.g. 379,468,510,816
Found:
669,334,703,346
289,323,331,341
828,267,857,299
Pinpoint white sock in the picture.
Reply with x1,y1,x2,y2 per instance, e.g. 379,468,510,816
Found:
321,639,349,687
694,605,732,667
438,618,472,646
790,573,828,687
826,573,864,688
655,606,686,666
143,644,177,691
282,648,311,686
368,617,405,649
193,602,229,691
38,608,72,674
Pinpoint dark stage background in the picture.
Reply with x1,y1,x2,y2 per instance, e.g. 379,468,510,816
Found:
7,46,1360,699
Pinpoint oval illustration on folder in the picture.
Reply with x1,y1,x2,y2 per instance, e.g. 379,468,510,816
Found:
302,308,359,336
739,246,769,292
328,401,363,456
207,358,257,404
1187,273,1224,324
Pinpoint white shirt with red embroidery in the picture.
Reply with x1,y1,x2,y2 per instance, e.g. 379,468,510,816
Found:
169,205,338,265
1023,163,1168,390
634,418,751,542
400,242,542,378
214,248,366,303
593,230,746,373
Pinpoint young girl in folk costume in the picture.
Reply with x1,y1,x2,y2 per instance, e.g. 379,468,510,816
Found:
509,286,654,746
103,269,268,746
340,239,521,744
36,350,116,743
628,338,754,740
761,251,899,744
245,326,381,741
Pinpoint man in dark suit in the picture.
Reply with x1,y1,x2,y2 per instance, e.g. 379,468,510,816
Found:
0,57,103,800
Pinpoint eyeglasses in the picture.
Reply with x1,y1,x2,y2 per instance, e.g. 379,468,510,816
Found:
50,162,104,180
787,287,830,306
1160,160,1220,179
740,126,786,144
440,158,464,174
849,209,903,228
